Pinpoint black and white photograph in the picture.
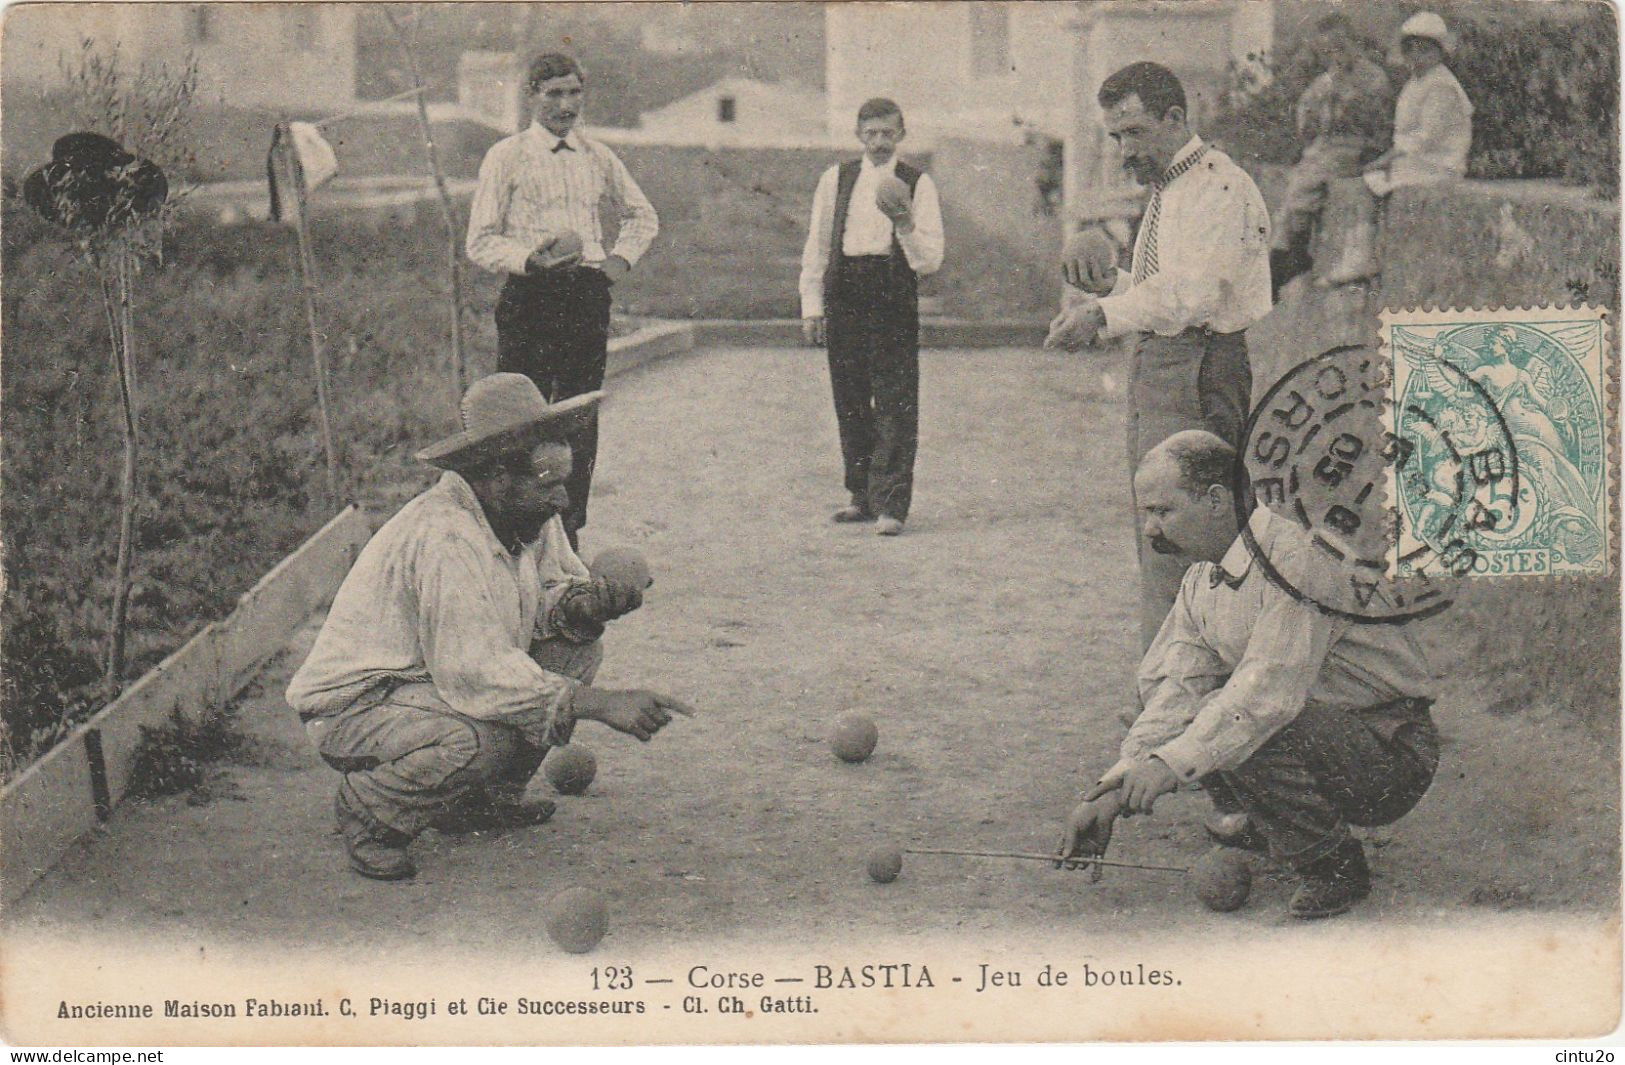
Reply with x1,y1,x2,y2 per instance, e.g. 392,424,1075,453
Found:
0,0,1620,1049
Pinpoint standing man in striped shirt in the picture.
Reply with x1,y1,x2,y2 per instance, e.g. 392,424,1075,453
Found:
467,53,659,550
1045,62,1272,647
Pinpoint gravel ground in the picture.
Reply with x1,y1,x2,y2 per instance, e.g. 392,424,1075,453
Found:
5,346,1618,1041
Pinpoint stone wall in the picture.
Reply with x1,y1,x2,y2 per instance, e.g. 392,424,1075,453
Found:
1250,176,1621,741
1252,177,1619,393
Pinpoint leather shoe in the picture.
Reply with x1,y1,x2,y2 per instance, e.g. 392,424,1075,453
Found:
346,835,416,880
336,790,416,880
434,796,557,835
832,504,874,523
1288,838,1371,919
875,516,904,536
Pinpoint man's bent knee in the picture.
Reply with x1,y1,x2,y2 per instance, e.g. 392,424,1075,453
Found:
386,716,515,794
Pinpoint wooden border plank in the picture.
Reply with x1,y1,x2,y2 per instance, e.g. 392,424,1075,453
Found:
1,505,369,906
607,322,696,378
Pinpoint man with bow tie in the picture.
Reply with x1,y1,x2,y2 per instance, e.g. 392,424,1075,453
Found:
466,52,659,551
1055,432,1440,919
1046,62,1272,648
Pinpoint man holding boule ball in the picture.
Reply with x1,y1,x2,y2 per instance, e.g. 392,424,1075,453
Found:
799,98,945,537
467,52,659,551
288,375,689,882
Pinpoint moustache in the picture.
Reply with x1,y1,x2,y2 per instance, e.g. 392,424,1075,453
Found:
1148,534,1181,556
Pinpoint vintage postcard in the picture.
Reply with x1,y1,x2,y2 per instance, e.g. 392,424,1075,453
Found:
1,0,1619,1050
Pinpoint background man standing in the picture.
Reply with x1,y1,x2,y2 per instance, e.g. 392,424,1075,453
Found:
466,52,659,550
1047,61,1272,645
800,98,945,537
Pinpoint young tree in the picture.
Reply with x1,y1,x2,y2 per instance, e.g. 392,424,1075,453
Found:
383,5,469,401
25,41,197,694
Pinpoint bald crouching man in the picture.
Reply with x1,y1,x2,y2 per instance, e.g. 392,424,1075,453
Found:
287,374,692,880
1057,432,1439,918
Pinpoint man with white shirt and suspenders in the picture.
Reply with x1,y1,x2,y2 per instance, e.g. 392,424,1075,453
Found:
1046,62,1273,648
466,53,660,551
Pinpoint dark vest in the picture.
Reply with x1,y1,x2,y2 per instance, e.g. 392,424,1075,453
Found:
822,158,923,306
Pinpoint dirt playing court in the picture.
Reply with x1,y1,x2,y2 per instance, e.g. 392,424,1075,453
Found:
5,346,1618,958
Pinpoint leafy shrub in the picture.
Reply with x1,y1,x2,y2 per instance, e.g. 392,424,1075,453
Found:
1211,3,1619,195
0,202,474,777
125,708,244,800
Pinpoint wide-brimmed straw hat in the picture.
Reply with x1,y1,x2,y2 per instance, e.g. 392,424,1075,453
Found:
416,373,602,470
1398,11,1455,55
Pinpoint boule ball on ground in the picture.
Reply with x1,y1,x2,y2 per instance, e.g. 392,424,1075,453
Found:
1191,848,1252,913
830,713,879,763
545,744,598,796
545,887,609,954
867,846,904,884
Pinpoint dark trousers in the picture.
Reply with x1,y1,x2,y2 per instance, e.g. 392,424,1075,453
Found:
496,267,613,534
1126,327,1252,647
1202,698,1440,869
826,259,920,521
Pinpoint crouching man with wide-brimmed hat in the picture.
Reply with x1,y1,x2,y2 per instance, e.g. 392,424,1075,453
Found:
287,373,693,880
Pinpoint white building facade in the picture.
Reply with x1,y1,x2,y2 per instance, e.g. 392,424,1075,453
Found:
3,3,358,112
823,1,1273,223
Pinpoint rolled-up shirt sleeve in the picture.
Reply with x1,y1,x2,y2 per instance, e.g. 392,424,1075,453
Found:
414,530,578,747
534,519,597,644
1097,176,1270,339
799,166,838,318
1151,583,1335,781
896,173,944,277
466,144,537,276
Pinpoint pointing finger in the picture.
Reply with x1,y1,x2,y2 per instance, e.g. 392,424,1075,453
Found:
654,694,698,717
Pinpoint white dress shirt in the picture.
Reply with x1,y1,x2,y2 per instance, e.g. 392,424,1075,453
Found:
799,155,945,318
1098,137,1273,339
1110,508,1435,783
466,125,659,276
286,473,593,746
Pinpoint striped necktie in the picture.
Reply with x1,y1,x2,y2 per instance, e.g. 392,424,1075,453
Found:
1132,145,1208,285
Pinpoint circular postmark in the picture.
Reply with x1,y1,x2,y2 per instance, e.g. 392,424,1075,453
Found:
1233,344,1519,624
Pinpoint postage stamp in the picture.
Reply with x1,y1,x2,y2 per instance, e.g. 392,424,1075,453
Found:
1381,306,1614,579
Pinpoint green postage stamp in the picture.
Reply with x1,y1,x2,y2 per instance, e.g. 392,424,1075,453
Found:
1382,305,1614,579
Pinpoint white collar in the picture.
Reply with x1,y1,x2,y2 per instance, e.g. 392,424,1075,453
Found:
860,154,899,175
529,124,583,151
437,472,512,559
1211,505,1284,587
